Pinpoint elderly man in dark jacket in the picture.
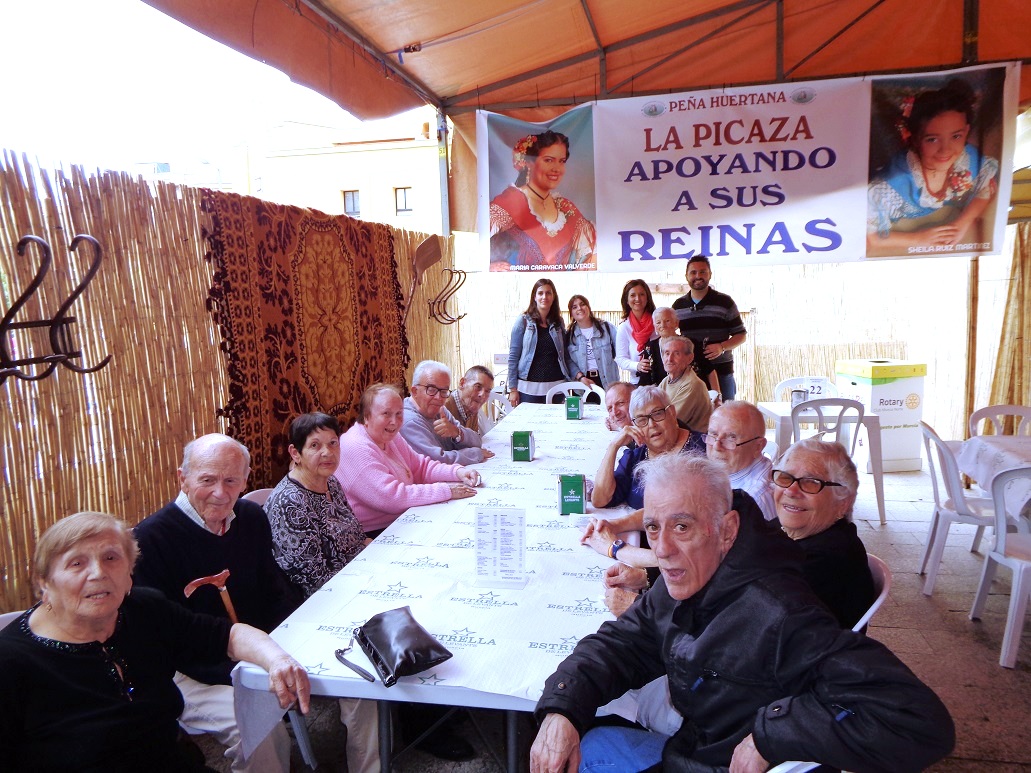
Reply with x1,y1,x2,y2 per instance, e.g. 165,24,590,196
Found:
531,454,954,773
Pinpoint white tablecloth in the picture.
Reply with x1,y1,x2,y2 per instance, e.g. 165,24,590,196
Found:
235,403,631,755
955,435,1031,517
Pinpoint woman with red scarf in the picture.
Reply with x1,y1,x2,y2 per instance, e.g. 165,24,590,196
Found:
614,279,657,386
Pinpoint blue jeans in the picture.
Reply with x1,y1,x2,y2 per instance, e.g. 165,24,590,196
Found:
718,371,737,401
579,726,668,772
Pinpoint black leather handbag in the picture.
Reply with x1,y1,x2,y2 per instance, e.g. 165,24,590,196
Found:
354,606,453,687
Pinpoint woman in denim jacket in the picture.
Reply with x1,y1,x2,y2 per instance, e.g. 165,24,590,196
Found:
507,278,571,406
566,295,619,397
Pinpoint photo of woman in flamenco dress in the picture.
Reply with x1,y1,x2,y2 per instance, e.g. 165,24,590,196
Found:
489,130,597,271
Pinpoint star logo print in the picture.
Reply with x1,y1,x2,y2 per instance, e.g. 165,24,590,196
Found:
561,636,579,645
575,597,596,608
305,661,329,675
453,627,475,636
419,673,445,685
478,591,500,601
386,582,407,593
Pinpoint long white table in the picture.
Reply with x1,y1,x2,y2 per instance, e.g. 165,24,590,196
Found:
757,401,886,525
956,435,1031,518
235,403,628,771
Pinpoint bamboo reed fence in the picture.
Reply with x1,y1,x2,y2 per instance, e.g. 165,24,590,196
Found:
0,153,225,612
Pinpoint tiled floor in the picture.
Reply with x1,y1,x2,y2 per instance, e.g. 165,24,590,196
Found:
202,466,1031,771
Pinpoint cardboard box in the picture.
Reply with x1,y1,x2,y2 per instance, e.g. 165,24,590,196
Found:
558,474,586,515
565,395,583,419
511,430,535,461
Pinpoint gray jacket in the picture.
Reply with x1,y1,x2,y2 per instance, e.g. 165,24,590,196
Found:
399,396,485,465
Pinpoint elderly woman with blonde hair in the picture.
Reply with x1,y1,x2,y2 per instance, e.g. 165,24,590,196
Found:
336,383,482,537
0,511,309,772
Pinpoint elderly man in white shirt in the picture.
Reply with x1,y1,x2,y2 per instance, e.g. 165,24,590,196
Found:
703,400,776,520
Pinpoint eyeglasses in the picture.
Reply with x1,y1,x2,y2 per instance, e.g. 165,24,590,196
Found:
631,406,671,428
702,433,762,451
770,470,843,495
415,383,448,397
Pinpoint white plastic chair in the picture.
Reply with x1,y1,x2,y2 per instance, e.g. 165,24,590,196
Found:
969,466,1031,668
790,398,864,456
919,421,997,596
545,381,605,402
853,554,892,632
0,610,21,630
767,763,820,773
969,404,1031,437
773,376,838,402
242,488,274,506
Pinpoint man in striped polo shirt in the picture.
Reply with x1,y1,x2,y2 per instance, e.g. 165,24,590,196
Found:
672,255,747,400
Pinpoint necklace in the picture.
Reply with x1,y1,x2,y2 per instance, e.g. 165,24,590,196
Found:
526,184,550,201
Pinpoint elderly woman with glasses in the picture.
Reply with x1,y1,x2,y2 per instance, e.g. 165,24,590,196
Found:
772,437,876,629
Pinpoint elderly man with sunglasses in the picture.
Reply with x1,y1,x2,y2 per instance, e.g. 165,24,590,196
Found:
400,360,493,465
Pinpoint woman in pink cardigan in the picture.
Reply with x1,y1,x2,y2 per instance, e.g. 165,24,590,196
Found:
336,383,481,536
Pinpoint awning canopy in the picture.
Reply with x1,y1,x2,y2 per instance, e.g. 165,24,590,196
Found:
144,0,1031,225
146,0,1031,120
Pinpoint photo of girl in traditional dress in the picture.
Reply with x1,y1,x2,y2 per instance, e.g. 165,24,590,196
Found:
489,129,597,271
866,69,1004,258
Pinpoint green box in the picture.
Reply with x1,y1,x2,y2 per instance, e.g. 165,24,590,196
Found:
511,430,535,461
565,395,583,419
558,474,586,515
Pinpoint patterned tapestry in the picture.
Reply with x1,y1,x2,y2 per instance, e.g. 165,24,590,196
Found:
202,190,410,487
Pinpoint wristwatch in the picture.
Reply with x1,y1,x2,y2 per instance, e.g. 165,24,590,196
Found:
609,539,627,560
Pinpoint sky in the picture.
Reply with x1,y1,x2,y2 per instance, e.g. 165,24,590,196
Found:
0,0,361,172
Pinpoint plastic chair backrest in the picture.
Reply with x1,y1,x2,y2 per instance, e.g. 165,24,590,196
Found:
988,466,1031,555
920,421,980,518
774,376,838,402
790,398,864,455
544,381,605,402
242,488,274,506
0,610,22,630
852,554,892,632
969,405,1031,437
766,763,820,773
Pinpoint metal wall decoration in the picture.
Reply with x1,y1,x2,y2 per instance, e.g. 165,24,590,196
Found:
428,267,466,325
0,234,111,385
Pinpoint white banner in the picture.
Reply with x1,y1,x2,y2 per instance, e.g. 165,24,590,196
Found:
477,63,1018,272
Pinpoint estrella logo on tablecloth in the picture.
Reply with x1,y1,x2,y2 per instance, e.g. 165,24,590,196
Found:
358,581,423,600
528,635,580,654
561,565,606,581
375,534,420,547
537,519,577,530
546,597,606,616
389,555,450,570
436,536,476,549
397,513,433,524
315,622,364,637
527,541,575,553
432,627,498,648
449,590,518,608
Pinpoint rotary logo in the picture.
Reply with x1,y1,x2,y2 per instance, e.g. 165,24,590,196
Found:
905,393,921,410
